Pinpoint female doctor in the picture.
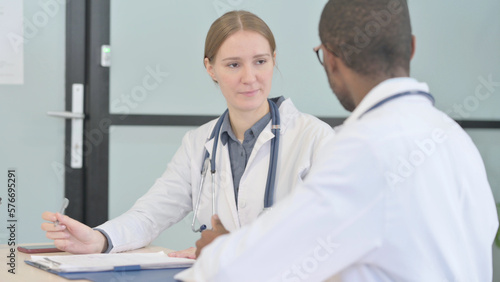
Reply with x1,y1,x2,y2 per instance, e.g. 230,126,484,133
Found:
41,10,335,258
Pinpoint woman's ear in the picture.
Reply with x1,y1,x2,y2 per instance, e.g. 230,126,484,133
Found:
272,51,276,66
204,57,217,82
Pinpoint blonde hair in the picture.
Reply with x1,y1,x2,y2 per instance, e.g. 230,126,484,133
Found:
204,10,276,65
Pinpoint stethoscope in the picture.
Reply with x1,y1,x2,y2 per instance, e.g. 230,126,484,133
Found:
359,90,435,118
191,99,281,232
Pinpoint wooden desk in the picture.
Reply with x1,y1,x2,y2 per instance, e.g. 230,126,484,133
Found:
0,244,176,282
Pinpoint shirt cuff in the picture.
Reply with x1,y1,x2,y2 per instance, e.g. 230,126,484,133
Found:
93,228,114,253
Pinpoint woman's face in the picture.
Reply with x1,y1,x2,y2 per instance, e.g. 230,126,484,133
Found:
205,30,275,116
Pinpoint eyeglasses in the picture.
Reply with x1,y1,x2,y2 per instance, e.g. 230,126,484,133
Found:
314,44,340,66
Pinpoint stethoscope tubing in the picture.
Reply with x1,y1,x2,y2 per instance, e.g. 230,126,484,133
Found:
359,90,435,119
264,100,280,208
191,158,208,232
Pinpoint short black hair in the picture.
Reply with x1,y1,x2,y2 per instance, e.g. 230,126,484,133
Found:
319,0,412,77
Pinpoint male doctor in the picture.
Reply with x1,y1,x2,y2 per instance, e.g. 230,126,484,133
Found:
176,0,499,281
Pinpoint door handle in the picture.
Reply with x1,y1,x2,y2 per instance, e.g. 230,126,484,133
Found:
47,84,85,169
47,111,84,119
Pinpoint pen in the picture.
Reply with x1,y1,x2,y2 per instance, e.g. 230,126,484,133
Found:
54,198,69,227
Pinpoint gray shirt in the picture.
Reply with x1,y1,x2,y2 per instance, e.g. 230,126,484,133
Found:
220,96,285,205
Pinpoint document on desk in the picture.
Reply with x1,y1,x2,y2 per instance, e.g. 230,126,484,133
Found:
26,251,194,273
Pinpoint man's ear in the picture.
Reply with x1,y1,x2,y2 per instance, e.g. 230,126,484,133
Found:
410,35,416,60
324,47,339,73
204,57,217,82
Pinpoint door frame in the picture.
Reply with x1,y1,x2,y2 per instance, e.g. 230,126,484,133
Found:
63,0,86,223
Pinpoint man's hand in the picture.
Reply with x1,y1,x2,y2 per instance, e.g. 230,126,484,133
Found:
195,214,229,257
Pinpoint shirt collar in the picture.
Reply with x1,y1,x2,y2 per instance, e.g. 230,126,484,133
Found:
221,113,271,145
220,97,284,145
344,77,430,125
220,113,236,145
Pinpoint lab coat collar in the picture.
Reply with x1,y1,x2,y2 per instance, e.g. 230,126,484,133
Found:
277,98,299,135
344,77,430,126
204,121,218,160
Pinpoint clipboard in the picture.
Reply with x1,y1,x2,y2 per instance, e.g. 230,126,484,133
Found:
25,260,187,282
24,251,194,282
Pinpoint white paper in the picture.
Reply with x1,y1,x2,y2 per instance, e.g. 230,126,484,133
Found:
30,251,195,273
0,0,24,84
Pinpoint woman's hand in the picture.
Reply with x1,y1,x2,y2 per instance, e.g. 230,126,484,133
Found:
168,247,197,259
41,211,107,254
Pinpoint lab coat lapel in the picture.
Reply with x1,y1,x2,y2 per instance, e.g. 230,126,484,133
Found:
204,138,214,159
246,99,290,169
203,121,217,159
219,144,241,228
246,127,274,167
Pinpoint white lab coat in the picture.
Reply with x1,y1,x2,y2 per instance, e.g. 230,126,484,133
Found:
97,98,335,253
176,78,499,281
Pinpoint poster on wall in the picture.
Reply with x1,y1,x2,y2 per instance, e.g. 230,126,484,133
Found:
0,0,23,85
